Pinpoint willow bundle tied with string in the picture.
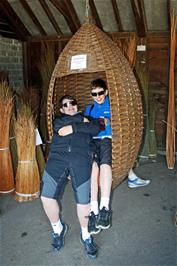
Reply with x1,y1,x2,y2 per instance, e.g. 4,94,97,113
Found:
14,105,40,202
17,86,45,176
0,82,14,193
166,10,177,169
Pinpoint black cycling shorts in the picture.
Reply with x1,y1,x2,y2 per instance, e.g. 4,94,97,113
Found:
40,151,92,204
93,138,112,166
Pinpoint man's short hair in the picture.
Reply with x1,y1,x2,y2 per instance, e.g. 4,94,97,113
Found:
91,79,107,91
59,95,76,108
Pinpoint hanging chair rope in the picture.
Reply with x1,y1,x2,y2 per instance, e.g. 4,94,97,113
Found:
85,0,89,18
85,0,91,23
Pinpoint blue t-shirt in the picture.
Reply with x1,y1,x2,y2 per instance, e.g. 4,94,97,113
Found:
85,96,112,139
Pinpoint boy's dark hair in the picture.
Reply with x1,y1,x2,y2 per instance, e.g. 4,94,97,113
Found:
59,95,77,108
91,79,107,91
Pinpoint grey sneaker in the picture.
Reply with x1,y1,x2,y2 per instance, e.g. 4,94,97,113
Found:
80,234,98,259
88,212,101,235
96,207,112,229
51,223,68,251
128,177,150,188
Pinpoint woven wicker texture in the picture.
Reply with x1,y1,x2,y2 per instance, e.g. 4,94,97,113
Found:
47,22,143,188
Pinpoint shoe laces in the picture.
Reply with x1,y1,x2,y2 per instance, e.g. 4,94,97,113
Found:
100,207,111,219
85,237,97,252
52,232,60,238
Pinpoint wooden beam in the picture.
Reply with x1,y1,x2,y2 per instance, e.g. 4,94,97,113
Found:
50,0,77,34
0,12,17,38
39,0,62,35
111,0,123,31
64,0,81,30
19,0,47,36
0,0,30,40
28,34,72,43
89,0,103,30
130,0,147,37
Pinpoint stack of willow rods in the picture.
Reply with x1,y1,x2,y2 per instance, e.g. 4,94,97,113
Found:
135,61,150,160
166,11,177,169
38,42,55,146
14,105,40,202
17,87,45,174
0,82,14,193
17,86,40,117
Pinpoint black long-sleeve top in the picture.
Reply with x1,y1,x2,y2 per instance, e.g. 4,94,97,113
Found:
50,112,100,153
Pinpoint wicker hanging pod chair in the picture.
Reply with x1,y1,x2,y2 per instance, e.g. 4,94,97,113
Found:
47,21,143,188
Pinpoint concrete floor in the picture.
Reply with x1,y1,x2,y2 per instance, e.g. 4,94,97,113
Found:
1,155,177,266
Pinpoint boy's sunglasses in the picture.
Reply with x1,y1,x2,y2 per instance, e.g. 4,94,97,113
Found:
62,100,77,108
91,91,105,97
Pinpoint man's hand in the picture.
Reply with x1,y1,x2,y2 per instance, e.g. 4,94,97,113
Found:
58,125,73,136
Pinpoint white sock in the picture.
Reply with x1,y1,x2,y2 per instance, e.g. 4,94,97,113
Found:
90,201,99,215
51,220,63,235
100,197,109,210
81,227,90,241
128,169,138,181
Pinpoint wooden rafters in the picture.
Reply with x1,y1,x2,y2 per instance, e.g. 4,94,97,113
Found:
130,0,147,37
19,0,47,36
0,11,17,39
0,0,30,40
89,0,103,30
64,0,81,30
39,0,62,35
50,0,78,34
111,0,123,31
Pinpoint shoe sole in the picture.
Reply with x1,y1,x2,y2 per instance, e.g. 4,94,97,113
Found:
96,224,110,230
128,183,150,188
87,253,97,259
54,224,68,251
89,228,101,235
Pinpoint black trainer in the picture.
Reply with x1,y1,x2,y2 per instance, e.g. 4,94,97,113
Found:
80,235,98,259
51,223,68,251
88,212,101,235
96,207,112,229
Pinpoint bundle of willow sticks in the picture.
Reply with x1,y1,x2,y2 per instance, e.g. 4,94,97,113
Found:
14,105,40,202
0,81,14,193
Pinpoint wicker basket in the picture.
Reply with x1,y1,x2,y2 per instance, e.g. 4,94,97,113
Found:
47,22,143,188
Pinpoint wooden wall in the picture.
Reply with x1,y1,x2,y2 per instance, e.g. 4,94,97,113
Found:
147,33,177,149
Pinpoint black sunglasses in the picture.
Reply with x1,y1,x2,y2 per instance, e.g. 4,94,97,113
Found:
62,99,77,108
91,91,105,97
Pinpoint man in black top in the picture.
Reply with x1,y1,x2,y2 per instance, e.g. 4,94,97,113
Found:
41,95,100,259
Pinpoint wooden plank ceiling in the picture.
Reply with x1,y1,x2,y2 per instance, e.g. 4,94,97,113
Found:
0,0,177,41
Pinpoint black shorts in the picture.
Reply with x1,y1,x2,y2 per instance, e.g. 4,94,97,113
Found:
40,151,92,204
93,138,112,166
